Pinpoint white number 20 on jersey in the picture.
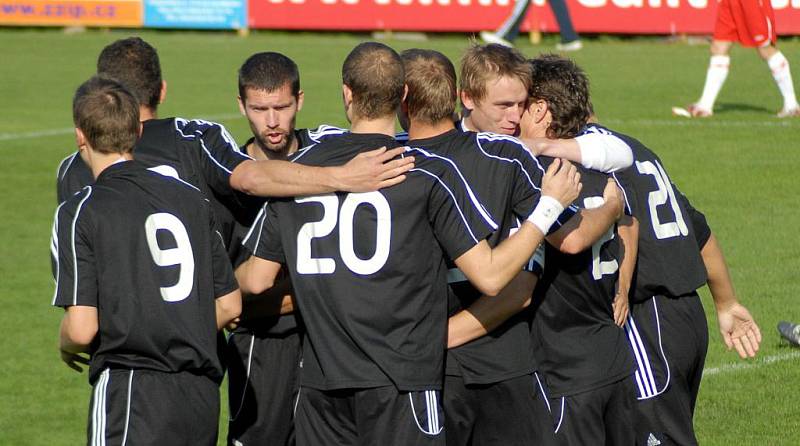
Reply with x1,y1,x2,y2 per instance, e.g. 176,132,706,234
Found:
296,192,391,275
144,213,195,302
635,160,688,240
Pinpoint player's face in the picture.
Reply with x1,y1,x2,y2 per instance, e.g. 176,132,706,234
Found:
463,75,527,135
239,84,304,157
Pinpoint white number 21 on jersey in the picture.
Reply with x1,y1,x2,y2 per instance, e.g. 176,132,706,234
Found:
636,160,688,240
145,213,195,302
296,192,392,275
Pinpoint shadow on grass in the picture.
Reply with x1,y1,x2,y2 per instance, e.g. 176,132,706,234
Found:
715,102,773,115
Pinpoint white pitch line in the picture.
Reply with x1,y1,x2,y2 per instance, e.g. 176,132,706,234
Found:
703,351,800,378
0,113,242,142
603,118,798,128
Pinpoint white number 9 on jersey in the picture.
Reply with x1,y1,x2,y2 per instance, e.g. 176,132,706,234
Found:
144,213,195,302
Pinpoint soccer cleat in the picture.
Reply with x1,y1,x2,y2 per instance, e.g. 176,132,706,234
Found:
672,104,712,118
479,31,514,48
777,107,800,118
555,40,583,52
778,321,800,347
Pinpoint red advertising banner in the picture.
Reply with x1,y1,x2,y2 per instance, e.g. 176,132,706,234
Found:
248,0,800,35
0,0,142,27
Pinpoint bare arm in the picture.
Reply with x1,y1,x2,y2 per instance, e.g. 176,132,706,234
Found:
521,133,633,173
447,271,537,348
613,215,638,326
230,146,414,197
59,305,98,372
702,233,761,358
455,159,580,296
216,289,242,331
547,179,624,254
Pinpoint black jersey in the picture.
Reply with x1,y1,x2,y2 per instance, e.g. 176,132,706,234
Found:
56,118,253,260
243,133,496,392
232,125,347,335
407,130,574,385
580,124,708,303
530,163,636,397
51,161,238,384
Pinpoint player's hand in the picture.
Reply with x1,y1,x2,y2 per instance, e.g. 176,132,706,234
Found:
60,349,90,373
602,178,625,220
717,303,762,359
335,146,414,192
612,285,629,327
541,158,581,208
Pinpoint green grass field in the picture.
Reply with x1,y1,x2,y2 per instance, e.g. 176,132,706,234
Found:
1,28,798,445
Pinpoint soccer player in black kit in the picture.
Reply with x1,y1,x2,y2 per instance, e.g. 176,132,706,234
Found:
52,76,242,445
520,55,642,445
236,42,584,446
397,48,626,446
226,52,348,446
528,54,762,446
55,38,414,209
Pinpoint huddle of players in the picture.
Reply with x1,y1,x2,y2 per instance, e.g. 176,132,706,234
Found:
52,36,761,446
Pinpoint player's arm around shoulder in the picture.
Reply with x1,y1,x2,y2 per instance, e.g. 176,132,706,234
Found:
521,130,633,173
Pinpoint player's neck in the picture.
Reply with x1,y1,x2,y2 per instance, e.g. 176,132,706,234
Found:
89,151,134,179
350,117,396,137
461,112,475,132
407,119,456,141
139,106,157,121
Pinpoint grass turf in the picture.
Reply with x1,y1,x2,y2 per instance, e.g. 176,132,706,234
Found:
0,29,798,445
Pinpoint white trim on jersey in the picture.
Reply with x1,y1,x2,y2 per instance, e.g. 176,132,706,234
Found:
554,397,566,434
412,167,486,244
534,372,551,413
50,201,67,298
242,202,270,254
475,132,545,194
121,370,133,446
70,187,93,306
611,172,633,215
290,143,319,163
293,386,302,416
174,118,253,174
405,146,499,231
306,124,347,143
91,368,110,446
229,334,255,422
56,152,79,181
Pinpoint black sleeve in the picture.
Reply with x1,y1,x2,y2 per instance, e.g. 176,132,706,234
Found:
207,203,239,299
56,153,94,204
674,187,712,249
242,201,286,265
427,163,497,261
52,189,98,308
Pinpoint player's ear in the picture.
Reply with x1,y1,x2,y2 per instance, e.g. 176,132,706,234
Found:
460,90,475,112
159,80,167,104
342,84,353,110
402,84,408,103
237,95,246,116
74,127,88,150
533,99,549,123
296,90,304,112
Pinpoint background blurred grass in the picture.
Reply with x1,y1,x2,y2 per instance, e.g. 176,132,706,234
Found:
0,29,798,445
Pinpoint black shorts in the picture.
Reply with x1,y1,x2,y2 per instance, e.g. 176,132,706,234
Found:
295,385,445,446
87,368,219,446
443,373,556,446
626,294,708,446
226,330,302,446
550,376,635,445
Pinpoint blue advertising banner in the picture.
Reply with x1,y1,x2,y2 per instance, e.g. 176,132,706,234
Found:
144,0,245,29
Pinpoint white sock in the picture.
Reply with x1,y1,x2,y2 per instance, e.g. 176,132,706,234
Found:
697,55,730,111
768,51,799,111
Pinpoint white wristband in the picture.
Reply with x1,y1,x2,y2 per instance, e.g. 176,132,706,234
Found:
527,196,564,235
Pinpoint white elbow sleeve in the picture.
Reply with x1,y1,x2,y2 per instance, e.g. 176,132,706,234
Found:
576,133,633,173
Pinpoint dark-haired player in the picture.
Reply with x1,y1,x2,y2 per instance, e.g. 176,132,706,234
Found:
531,54,761,446
236,41,586,445
226,51,347,446
52,76,241,445
522,55,641,445
398,48,625,446
55,37,413,207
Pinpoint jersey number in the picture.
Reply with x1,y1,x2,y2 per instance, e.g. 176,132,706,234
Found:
584,196,619,280
635,160,688,240
145,213,195,302
296,192,391,275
